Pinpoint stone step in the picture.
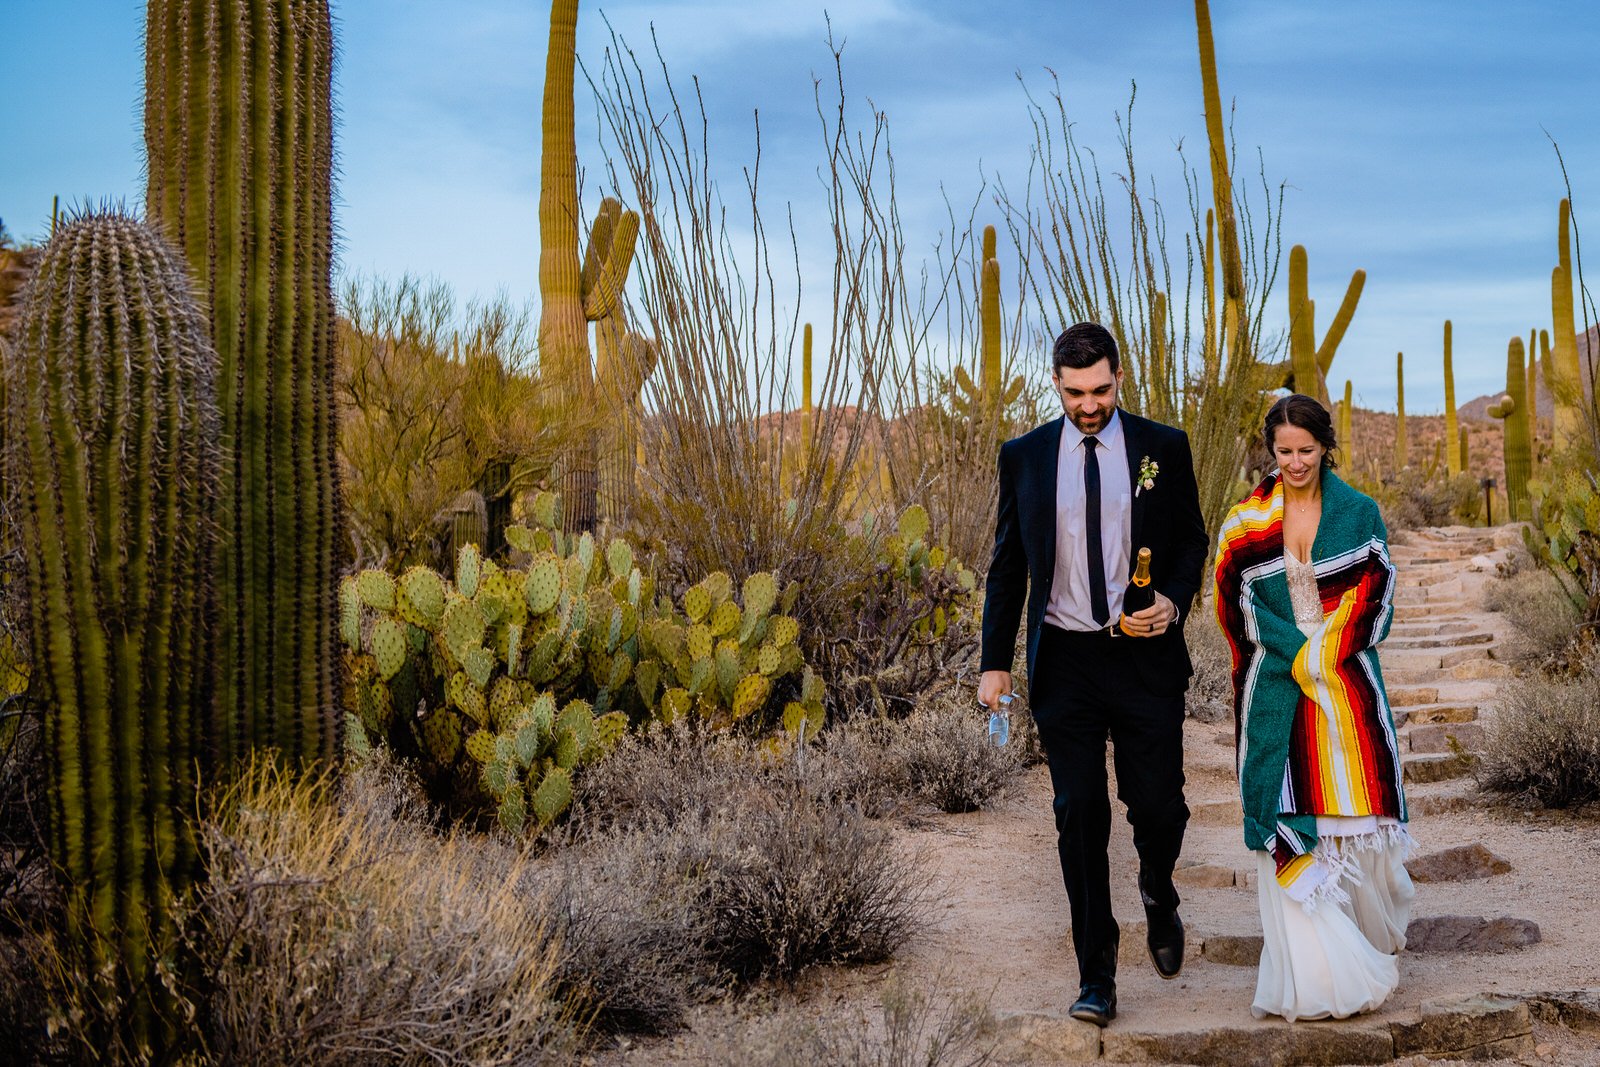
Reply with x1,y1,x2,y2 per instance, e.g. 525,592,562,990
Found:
1402,704,1480,726
1404,753,1476,784
1410,791,1476,816
1381,650,1445,671
1389,686,1440,707
1407,722,1487,754
1390,620,1481,637
1385,632,1494,651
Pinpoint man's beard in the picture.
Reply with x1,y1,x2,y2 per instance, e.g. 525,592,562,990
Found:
1070,408,1112,433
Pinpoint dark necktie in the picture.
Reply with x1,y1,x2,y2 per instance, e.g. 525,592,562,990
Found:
1084,436,1109,625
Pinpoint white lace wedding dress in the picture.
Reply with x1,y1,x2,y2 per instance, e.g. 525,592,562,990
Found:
1251,551,1415,1022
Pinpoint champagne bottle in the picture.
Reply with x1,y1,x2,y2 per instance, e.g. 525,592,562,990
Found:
1118,548,1154,636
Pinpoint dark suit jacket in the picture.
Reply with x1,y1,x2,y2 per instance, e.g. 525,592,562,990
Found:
980,409,1208,696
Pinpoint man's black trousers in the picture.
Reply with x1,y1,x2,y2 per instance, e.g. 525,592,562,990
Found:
1030,622,1190,986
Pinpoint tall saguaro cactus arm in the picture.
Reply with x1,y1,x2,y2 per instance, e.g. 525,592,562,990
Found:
7,209,219,1049
1443,320,1459,477
1195,0,1249,358
1489,336,1532,521
145,0,341,771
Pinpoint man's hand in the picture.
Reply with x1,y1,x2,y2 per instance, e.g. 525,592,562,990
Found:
978,669,1014,709
1124,591,1178,637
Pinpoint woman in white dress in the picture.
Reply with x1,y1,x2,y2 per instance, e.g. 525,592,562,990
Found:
1213,394,1414,1022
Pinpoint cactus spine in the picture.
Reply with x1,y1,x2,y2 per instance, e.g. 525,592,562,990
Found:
1550,199,1585,448
1286,244,1365,403
1395,352,1408,470
539,0,641,532
1443,320,1460,476
1488,337,1531,521
145,0,341,770
7,210,219,1048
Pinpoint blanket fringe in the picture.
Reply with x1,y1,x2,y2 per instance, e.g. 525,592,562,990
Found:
1285,823,1416,912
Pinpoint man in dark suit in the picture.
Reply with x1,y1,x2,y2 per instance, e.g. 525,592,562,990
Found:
978,322,1207,1027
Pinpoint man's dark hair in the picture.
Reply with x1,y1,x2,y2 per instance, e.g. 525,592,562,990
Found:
1263,393,1340,470
1051,322,1120,374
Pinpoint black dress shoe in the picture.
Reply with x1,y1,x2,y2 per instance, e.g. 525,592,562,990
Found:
1068,984,1117,1027
1146,908,1184,979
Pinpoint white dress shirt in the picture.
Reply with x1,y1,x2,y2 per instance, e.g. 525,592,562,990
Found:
1045,408,1133,632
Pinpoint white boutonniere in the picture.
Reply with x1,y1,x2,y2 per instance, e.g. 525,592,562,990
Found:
1136,456,1160,497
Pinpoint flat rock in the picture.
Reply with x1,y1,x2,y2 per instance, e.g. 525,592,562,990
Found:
1102,1023,1394,1065
1174,863,1238,889
991,1010,1101,1063
1441,646,1493,668
1406,704,1479,725
1404,753,1475,784
1407,722,1486,754
1409,792,1476,816
1449,658,1510,680
1200,933,1262,966
1386,633,1493,650
1389,686,1440,707
1406,915,1541,953
1467,554,1497,571
1406,843,1512,883
1527,990,1600,1032
1390,994,1533,1058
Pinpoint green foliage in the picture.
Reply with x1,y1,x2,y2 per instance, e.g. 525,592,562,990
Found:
5,208,219,1054
146,0,342,771
341,493,818,832
1527,463,1600,628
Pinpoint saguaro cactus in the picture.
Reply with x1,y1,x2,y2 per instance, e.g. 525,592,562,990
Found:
1395,352,1408,471
1196,0,1250,363
1443,320,1460,476
7,210,218,1049
1550,199,1585,448
1286,244,1365,404
954,225,1023,424
1339,379,1354,468
538,0,641,532
1488,337,1532,521
144,0,341,770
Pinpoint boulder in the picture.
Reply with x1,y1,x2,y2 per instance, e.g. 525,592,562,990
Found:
1405,844,1512,883
1405,915,1541,953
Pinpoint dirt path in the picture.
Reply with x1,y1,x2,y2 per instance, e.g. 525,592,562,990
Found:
603,526,1600,1065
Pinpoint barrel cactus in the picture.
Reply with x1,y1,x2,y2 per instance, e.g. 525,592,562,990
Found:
6,208,219,1051
145,0,342,771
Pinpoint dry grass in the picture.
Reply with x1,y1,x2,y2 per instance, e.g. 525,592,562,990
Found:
1184,610,1235,724
1476,653,1600,810
888,688,1023,814
675,970,998,1067
187,754,577,1066
1482,555,1583,667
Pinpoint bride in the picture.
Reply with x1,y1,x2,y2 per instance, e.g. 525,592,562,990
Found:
1212,393,1414,1021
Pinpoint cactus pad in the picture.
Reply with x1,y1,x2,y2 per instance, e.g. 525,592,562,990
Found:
489,676,522,728
553,729,581,770
757,643,781,676
742,571,778,618
457,543,481,599
417,709,463,763
608,651,633,691
398,566,446,629
715,643,742,700
732,673,772,720
687,623,714,662
448,670,488,725
576,531,596,573
532,491,560,529
770,616,799,648
498,782,527,834
605,538,634,578
442,597,488,661
355,569,396,611
688,657,714,697
505,523,537,554
660,687,691,723
482,756,514,798
465,729,497,765
710,601,741,638
627,568,642,607
634,659,661,705
703,571,733,604
782,700,825,742
683,584,712,623
340,578,362,651
595,710,628,754
533,766,573,826
898,503,931,544
463,646,495,691
371,618,409,681
524,556,563,616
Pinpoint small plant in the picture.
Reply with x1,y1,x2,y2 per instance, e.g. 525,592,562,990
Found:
1476,656,1600,809
890,690,1022,814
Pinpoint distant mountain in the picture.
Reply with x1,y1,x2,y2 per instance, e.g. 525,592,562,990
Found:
1459,322,1597,423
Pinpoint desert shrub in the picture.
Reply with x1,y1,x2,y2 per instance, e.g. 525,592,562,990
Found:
889,690,1022,814
187,755,576,1066
1482,564,1582,666
1476,658,1600,810
678,970,997,1067
1367,468,1481,532
1184,611,1235,724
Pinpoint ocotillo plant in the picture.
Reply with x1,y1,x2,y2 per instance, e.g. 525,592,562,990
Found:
1395,352,1408,471
1443,320,1460,476
7,209,219,1052
1551,199,1586,448
1488,337,1532,521
538,0,641,532
145,0,341,770
1286,243,1365,404
1339,380,1354,468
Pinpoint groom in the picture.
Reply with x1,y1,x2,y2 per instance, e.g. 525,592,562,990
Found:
978,322,1207,1026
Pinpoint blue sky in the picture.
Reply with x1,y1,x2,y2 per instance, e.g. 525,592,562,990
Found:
3,1,1597,412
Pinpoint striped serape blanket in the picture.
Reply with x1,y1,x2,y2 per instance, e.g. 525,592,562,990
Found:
1212,470,1409,905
